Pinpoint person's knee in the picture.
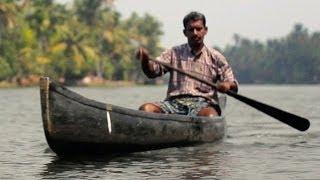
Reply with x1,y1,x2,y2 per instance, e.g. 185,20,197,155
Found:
139,103,164,113
197,107,219,117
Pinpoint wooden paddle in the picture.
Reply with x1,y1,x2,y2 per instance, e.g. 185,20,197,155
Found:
147,57,310,132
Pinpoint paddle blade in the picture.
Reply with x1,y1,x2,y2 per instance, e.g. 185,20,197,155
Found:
226,90,310,131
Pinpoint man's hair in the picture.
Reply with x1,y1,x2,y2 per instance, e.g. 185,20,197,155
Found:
183,11,206,28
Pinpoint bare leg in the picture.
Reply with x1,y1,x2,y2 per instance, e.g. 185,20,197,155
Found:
139,103,164,113
197,107,219,117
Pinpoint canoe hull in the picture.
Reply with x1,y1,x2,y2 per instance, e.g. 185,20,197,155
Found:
40,77,226,156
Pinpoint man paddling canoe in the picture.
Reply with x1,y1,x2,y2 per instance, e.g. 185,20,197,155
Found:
136,11,238,117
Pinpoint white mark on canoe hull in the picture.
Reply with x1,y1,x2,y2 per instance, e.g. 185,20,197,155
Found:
106,111,112,134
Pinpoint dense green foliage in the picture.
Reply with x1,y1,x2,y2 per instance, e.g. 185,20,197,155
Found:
1,1,319,85
0,0,163,84
224,24,320,84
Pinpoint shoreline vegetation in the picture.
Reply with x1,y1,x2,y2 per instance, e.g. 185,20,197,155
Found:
0,75,137,88
0,74,167,88
1,1,320,86
0,74,318,89
0,1,164,88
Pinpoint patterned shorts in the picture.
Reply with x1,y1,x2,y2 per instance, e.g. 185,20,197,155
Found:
155,96,220,117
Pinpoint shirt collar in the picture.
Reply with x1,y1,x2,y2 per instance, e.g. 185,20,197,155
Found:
187,43,207,57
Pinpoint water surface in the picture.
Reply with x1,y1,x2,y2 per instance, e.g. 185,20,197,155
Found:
0,85,319,179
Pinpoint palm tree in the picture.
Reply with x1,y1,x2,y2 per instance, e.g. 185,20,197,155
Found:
0,1,17,51
0,1,16,29
50,16,98,83
0,2,18,81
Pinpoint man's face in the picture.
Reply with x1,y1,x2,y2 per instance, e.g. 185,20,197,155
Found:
183,19,207,48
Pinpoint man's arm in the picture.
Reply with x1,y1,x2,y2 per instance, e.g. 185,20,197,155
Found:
211,49,239,93
136,47,159,78
216,81,238,93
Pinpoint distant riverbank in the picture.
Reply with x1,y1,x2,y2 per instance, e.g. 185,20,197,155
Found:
0,80,137,88
0,75,137,88
2,75,317,88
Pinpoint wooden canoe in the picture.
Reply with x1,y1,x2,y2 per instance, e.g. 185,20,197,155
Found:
39,77,227,156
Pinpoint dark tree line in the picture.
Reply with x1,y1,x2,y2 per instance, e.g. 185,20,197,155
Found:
224,24,320,84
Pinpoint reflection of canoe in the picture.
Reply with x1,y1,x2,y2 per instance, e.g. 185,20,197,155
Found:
39,77,226,156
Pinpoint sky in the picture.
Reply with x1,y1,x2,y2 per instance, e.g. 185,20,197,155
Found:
56,0,320,48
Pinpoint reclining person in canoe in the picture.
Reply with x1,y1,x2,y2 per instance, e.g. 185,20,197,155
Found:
136,11,238,117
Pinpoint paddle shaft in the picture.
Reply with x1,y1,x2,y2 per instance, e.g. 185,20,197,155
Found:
148,57,310,131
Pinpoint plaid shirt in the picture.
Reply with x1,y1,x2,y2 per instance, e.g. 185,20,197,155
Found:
150,43,237,103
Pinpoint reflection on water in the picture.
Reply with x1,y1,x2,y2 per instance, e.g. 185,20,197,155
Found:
41,143,228,179
41,156,115,179
0,85,320,179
